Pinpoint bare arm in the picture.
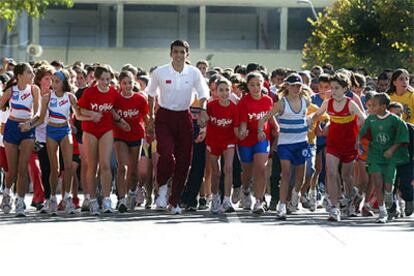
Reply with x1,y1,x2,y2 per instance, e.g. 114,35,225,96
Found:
20,92,49,131
258,101,283,132
349,100,366,126
0,88,11,110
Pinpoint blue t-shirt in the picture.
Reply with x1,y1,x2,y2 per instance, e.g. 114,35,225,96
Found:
311,94,326,147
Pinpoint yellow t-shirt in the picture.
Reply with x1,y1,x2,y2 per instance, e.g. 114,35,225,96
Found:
390,91,414,124
307,103,329,145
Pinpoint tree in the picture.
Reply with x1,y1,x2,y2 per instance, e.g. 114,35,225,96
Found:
0,0,73,31
302,0,414,75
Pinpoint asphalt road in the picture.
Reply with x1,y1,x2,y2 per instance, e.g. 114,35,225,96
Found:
1,195,413,275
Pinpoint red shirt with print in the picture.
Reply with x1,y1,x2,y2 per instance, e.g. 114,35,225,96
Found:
238,93,273,147
206,100,239,148
113,92,149,141
77,85,118,135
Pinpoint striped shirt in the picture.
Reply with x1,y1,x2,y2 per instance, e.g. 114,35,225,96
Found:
278,97,308,145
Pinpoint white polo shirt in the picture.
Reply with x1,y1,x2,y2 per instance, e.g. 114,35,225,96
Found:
146,63,209,111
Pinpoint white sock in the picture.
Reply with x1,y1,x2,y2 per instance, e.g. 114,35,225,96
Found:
4,188,10,195
85,194,90,200
279,202,286,210
379,204,386,212
64,192,70,199
224,196,231,202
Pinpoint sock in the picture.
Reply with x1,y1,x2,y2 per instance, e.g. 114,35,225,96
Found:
224,196,230,202
85,194,90,200
64,192,70,199
379,204,386,212
4,188,10,195
279,202,286,210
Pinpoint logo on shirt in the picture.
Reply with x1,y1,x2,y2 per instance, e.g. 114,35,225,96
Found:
117,109,139,118
12,91,19,100
50,98,58,107
248,111,267,121
166,80,172,84
21,92,31,101
91,103,113,112
59,99,68,106
210,116,232,127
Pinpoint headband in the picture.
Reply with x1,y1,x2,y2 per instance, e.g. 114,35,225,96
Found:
55,71,66,81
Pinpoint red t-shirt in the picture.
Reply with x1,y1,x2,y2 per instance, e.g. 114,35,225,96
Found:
77,85,118,135
206,100,239,147
113,92,149,141
238,93,273,147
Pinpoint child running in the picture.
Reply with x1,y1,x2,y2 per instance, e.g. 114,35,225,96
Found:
206,77,239,214
259,73,310,219
312,72,366,221
113,71,149,213
238,71,276,214
359,93,409,223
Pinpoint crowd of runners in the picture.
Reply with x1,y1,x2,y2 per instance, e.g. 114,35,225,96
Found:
0,40,413,223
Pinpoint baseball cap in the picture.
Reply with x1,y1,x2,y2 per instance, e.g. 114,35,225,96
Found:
285,73,303,85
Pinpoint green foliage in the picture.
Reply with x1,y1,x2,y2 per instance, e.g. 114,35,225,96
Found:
302,0,414,75
0,0,73,31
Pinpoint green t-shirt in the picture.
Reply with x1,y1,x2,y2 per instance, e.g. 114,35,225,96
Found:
359,112,410,165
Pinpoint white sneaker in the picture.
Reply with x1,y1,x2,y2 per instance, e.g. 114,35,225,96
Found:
89,199,100,216
222,198,235,213
136,187,146,205
275,203,287,220
242,189,252,210
50,196,58,216
377,207,388,223
40,199,50,214
127,191,137,211
290,189,300,210
155,184,168,210
64,196,76,215
168,204,182,215
15,197,26,217
231,187,241,204
253,200,265,215
1,193,12,214
118,197,128,213
309,189,317,212
102,198,113,213
210,194,221,214
328,207,341,222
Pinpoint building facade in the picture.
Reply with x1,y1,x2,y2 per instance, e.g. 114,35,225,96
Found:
0,0,332,71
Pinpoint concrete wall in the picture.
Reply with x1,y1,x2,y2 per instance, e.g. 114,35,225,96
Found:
38,46,303,71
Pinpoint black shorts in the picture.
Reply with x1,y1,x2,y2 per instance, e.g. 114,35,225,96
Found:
114,138,143,148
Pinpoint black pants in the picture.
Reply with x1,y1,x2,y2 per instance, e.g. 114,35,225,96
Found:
37,142,51,200
270,151,281,203
181,121,206,207
395,161,414,202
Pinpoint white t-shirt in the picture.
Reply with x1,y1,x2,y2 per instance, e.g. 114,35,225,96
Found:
146,63,209,111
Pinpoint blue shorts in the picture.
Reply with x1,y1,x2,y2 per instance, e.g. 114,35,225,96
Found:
3,119,35,145
277,141,311,166
238,140,270,163
46,124,71,143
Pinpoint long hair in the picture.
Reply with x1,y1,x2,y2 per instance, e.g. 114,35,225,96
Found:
387,68,414,95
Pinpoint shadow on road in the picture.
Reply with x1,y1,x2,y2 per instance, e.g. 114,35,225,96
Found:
0,209,413,230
